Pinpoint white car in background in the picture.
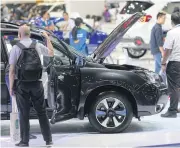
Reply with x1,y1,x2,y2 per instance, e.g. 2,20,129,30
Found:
34,2,80,18
116,0,180,58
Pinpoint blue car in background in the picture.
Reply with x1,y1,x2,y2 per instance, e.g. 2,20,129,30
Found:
32,17,108,55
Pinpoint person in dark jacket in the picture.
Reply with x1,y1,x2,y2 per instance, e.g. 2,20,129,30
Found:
150,12,166,74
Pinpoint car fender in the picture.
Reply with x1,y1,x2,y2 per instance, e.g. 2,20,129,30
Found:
77,67,145,118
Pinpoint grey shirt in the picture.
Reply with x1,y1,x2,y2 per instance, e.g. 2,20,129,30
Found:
150,23,164,55
9,38,49,65
163,25,180,62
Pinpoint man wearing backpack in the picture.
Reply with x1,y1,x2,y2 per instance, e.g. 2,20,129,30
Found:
9,25,54,147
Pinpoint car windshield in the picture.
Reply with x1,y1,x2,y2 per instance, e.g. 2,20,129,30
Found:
120,1,153,14
49,35,88,58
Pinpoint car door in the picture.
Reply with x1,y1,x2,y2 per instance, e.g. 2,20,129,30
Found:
1,36,11,119
47,42,81,122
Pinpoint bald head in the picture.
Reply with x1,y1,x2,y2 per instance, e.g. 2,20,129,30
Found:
18,25,31,39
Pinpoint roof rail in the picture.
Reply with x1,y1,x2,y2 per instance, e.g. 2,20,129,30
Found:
1,22,58,39
0,22,20,29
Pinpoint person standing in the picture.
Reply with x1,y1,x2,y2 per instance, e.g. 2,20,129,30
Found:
14,4,26,20
1,4,9,22
161,12,180,118
150,12,166,74
70,17,89,55
61,12,75,44
9,25,53,147
103,7,111,22
39,10,54,31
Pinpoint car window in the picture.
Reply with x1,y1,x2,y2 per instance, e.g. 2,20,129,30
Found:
2,33,71,66
162,2,180,14
120,1,153,14
2,35,45,55
52,42,71,65
52,5,64,12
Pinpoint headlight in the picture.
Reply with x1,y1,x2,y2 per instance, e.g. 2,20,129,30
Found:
134,70,160,84
146,72,157,83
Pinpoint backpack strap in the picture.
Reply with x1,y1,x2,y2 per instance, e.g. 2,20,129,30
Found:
29,41,37,49
16,42,26,50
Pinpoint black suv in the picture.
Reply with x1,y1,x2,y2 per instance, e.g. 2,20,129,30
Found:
0,13,168,133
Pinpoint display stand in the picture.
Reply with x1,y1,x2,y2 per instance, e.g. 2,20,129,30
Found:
10,95,20,142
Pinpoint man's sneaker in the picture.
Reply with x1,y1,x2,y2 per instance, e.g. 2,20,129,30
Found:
15,141,29,147
46,141,53,146
161,111,177,118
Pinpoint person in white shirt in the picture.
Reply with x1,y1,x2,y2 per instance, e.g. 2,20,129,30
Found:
161,12,180,118
61,12,75,44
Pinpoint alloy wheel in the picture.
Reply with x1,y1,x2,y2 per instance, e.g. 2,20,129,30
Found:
95,97,127,128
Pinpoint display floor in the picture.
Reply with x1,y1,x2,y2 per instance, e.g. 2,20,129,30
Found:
1,102,180,147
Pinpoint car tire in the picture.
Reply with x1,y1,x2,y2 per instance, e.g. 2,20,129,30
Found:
88,91,133,133
127,48,147,59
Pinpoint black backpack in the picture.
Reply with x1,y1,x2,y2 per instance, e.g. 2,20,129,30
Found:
16,42,43,81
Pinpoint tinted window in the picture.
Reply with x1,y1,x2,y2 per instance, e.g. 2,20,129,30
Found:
163,2,180,14
2,35,44,54
120,1,153,14
53,43,71,65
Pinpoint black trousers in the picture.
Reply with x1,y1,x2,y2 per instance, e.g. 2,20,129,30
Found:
15,81,52,143
166,61,180,112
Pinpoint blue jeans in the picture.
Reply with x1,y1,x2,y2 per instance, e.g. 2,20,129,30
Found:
154,52,162,74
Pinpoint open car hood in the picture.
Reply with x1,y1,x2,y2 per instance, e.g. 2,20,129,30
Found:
93,12,145,62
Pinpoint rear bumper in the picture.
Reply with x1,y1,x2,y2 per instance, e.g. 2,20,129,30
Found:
119,37,150,50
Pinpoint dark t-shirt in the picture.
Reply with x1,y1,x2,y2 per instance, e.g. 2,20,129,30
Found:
150,23,164,55
15,8,23,20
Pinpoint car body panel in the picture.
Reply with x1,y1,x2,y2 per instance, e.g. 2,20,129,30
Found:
78,63,168,118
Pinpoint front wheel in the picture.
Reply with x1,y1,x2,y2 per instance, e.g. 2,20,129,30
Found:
88,92,133,133
127,48,147,59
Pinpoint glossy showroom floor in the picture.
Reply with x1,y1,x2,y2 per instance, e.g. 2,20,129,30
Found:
1,101,180,147
1,24,180,147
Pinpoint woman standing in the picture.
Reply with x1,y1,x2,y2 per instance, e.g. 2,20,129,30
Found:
70,18,89,55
